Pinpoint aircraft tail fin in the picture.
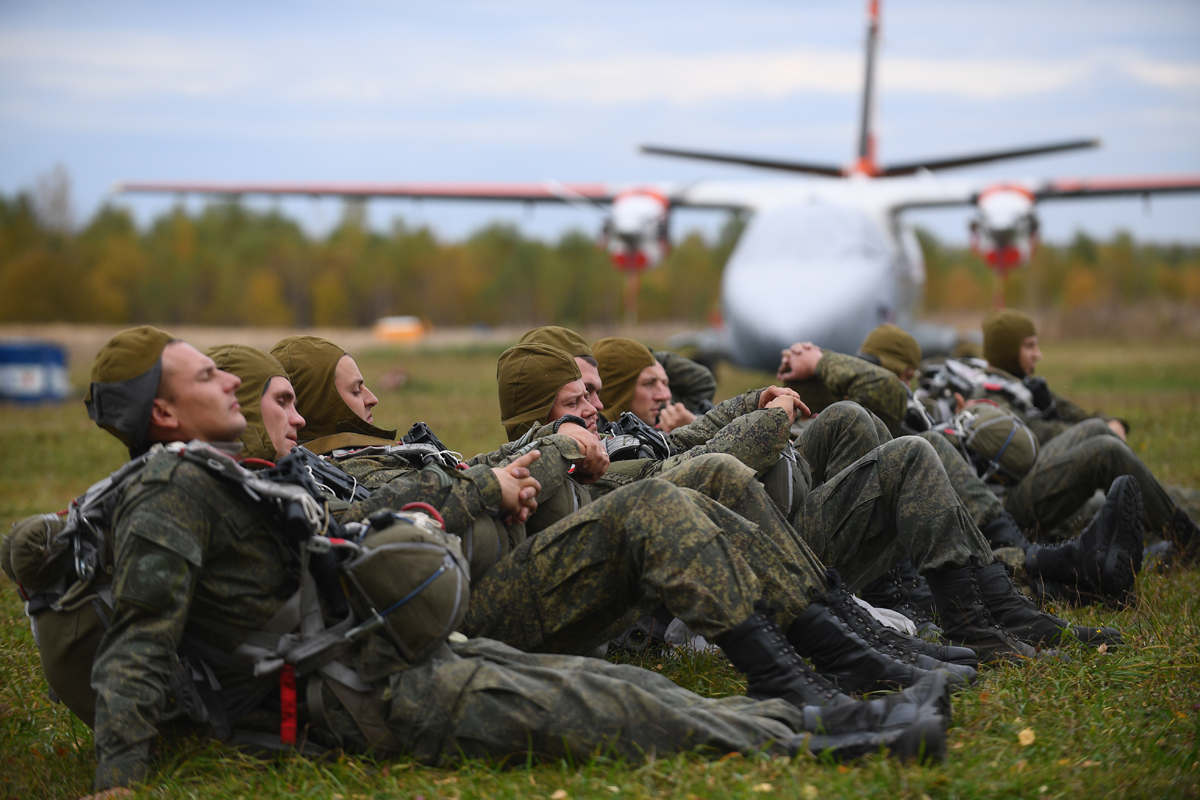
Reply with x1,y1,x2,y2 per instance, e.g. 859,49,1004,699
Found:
853,0,881,176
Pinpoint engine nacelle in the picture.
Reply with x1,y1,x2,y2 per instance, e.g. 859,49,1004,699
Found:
600,189,670,272
970,185,1039,276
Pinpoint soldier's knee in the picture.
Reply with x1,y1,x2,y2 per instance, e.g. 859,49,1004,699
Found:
825,400,873,427
688,452,756,481
1090,435,1135,465
884,434,940,468
1078,417,1116,439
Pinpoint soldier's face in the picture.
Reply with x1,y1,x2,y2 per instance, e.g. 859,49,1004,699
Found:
575,357,604,413
547,378,599,433
335,355,379,424
630,363,672,426
1018,336,1042,376
261,376,305,458
155,342,247,444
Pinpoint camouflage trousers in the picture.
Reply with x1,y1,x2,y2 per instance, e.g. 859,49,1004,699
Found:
461,477,764,653
1004,417,1179,542
918,431,1007,530
378,638,805,765
789,402,992,591
653,454,829,621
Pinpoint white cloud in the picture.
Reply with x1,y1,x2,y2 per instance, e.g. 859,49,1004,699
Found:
0,30,261,98
1119,55,1200,89
3,26,1199,111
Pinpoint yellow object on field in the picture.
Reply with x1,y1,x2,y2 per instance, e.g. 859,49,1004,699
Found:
373,316,430,342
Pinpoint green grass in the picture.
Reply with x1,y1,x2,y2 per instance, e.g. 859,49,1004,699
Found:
2,335,1199,798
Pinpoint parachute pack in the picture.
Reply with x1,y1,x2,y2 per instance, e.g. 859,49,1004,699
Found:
916,357,1056,426
939,400,1039,485
1,441,469,753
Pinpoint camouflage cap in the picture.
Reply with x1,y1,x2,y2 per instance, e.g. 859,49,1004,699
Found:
859,323,922,380
205,344,288,461
496,343,581,441
592,337,657,422
85,325,176,455
517,326,594,360
270,335,396,442
983,309,1037,377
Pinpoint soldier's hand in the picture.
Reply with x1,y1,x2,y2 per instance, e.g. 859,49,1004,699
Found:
759,385,802,407
764,394,807,424
494,450,541,524
555,423,610,483
1107,418,1128,441
657,402,695,433
954,392,966,415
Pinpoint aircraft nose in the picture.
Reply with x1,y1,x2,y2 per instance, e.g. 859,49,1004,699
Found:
723,255,896,368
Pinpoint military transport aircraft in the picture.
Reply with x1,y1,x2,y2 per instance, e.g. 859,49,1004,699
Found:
117,0,1200,371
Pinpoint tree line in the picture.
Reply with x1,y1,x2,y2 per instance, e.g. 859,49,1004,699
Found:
1,186,1197,328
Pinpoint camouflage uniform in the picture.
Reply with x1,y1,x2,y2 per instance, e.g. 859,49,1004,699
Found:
780,350,1018,535
787,403,992,590
1003,417,1180,541
324,436,825,657
91,452,813,789
785,351,910,437
461,474,775,651
917,431,1006,530
596,395,991,594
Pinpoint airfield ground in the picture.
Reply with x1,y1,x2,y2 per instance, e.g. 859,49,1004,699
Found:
1,325,1198,799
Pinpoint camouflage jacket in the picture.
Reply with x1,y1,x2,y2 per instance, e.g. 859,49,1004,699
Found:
92,452,300,789
785,351,909,437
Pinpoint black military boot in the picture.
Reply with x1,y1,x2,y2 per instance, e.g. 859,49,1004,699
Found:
925,562,1046,664
976,561,1123,648
813,570,977,681
859,565,942,635
715,605,951,732
1025,475,1144,605
791,710,947,764
785,594,944,695
894,558,937,618
982,510,1032,552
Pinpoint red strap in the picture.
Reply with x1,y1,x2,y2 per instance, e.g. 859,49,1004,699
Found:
400,502,446,528
241,457,277,469
279,665,297,745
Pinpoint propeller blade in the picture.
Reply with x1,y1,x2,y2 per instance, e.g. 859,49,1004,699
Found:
640,145,844,177
878,138,1101,177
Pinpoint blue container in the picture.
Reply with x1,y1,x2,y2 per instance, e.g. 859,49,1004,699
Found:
0,340,71,402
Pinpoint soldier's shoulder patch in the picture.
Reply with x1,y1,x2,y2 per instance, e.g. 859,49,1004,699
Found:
117,538,191,610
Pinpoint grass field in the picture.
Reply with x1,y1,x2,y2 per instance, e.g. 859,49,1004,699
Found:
2,333,1199,799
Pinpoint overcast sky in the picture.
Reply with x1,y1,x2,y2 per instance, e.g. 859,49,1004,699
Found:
1,0,1198,245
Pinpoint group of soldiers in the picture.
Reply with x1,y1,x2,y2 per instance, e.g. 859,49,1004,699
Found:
5,308,1196,794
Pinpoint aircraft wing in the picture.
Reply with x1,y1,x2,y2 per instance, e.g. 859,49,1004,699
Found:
887,173,1200,213
114,179,754,212
115,180,622,205
1034,175,1200,201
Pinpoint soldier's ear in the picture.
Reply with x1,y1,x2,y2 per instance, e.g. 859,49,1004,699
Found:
149,397,181,433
